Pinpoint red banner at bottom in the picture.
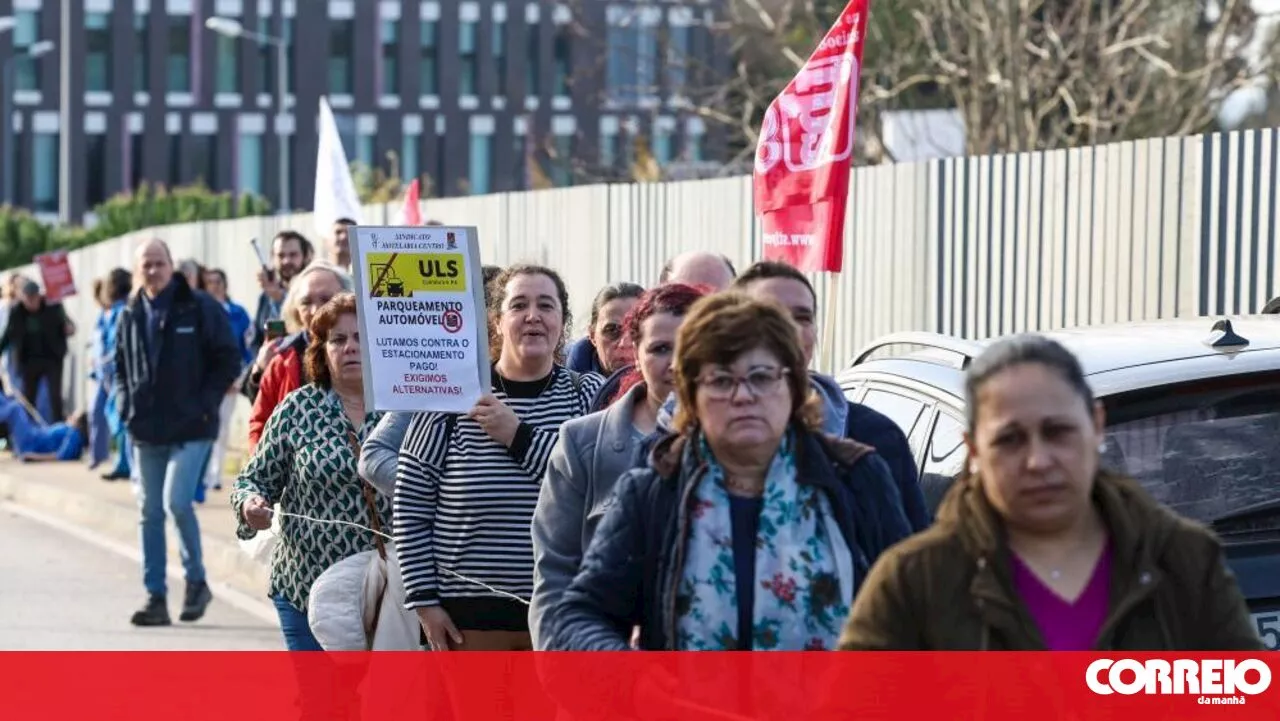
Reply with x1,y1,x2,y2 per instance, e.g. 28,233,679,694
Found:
2,652,1277,719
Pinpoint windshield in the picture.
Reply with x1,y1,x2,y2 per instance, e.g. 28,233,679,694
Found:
1102,371,1280,526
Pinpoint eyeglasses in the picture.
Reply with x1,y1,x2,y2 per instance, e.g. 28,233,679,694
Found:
696,367,789,400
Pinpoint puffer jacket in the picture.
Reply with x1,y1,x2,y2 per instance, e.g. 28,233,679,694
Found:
547,426,913,651
837,472,1263,650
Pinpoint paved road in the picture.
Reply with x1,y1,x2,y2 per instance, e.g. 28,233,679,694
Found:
0,506,282,650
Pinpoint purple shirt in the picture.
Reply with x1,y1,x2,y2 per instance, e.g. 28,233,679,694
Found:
1010,543,1111,650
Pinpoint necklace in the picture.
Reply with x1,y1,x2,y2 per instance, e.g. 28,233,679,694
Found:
495,367,555,397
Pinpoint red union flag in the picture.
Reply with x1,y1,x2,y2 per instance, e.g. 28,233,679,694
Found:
753,0,868,273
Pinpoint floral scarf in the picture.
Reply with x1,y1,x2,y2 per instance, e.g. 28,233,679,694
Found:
675,432,854,650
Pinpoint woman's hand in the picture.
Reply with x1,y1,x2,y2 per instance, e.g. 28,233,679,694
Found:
242,495,273,530
469,394,520,447
417,606,463,651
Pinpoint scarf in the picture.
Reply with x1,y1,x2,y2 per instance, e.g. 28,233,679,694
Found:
675,432,854,650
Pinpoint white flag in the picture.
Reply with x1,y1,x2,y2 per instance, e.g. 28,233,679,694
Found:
313,96,363,239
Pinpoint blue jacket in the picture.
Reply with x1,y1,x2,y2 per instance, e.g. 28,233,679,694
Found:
566,337,604,375
114,276,242,446
546,428,912,651
223,299,254,369
647,372,931,532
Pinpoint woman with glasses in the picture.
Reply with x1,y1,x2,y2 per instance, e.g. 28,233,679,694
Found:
547,293,912,651
529,283,706,649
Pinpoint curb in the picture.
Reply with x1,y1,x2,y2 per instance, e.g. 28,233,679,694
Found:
0,470,270,605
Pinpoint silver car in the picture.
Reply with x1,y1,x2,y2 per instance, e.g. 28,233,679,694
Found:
837,315,1280,650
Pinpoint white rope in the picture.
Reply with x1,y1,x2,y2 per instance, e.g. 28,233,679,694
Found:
265,507,533,607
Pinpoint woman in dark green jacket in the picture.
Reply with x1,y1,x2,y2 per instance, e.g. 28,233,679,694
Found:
839,334,1261,651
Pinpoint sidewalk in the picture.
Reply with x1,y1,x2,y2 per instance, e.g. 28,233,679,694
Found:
0,458,269,601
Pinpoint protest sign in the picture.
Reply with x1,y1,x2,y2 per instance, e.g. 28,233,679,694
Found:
350,225,490,413
35,250,77,302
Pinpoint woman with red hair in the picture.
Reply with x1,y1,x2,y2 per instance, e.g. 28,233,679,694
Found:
529,283,706,649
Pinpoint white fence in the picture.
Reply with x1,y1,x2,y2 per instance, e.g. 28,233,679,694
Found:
17,127,1280,455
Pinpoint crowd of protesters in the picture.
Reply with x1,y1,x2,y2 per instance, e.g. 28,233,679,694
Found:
0,219,1264,658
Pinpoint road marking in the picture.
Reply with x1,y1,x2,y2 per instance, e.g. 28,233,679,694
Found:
1,501,278,626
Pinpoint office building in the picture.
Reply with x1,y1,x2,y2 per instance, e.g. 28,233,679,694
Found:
0,0,726,224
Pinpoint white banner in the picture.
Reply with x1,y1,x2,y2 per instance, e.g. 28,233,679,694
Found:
350,225,490,413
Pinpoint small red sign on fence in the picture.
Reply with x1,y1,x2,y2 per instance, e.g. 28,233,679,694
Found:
35,250,77,302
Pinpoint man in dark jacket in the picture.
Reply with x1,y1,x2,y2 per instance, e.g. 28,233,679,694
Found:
0,281,72,420
115,239,241,627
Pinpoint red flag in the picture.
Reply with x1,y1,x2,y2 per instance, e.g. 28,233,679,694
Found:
753,1,868,273
397,178,422,225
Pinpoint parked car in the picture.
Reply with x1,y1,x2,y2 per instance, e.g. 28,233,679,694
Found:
836,316,1280,650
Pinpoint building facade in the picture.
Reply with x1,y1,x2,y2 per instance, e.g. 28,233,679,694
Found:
0,0,726,224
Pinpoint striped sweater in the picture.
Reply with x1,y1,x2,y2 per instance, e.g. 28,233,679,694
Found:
394,365,603,630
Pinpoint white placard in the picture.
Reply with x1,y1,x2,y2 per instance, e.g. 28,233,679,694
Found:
351,225,491,413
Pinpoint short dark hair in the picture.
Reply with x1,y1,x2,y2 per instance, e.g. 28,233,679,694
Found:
106,268,132,302
733,261,816,305
487,264,573,363
206,268,228,286
964,334,1094,433
588,282,645,328
304,293,359,388
273,230,314,259
334,217,357,226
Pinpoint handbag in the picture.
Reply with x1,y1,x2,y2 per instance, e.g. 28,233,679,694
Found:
307,430,421,651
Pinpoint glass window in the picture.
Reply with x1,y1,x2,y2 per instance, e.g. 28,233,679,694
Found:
85,12,113,92
526,23,541,96
861,388,927,438
599,128,617,169
357,133,375,168
168,135,183,186
258,17,295,95
553,24,571,96
513,131,527,190
380,20,399,95
686,131,704,162
419,21,438,95
667,23,689,91
468,133,491,195
85,134,108,208
401,133,419,183
134,14,151,92
551,134,573,186
459,21,477,95
238,134,263,194
215,33,239,94
919,412,965,514
14,10,41,91
129,132,145,190
329,19,355,94
166,15,191,92
190,135,217,188
492,19,507,95
606,8,655,104
653,129,671,164
1104,372,1280,526
32,134,58,213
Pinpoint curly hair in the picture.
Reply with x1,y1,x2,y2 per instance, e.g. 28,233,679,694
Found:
304,292,359,389
486,264,573,363
672,292,821,434
607,283,708,406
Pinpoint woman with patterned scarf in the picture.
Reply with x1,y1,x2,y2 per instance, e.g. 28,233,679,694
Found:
547,292,913,651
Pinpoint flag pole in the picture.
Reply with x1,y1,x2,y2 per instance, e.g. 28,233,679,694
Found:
821,272,840,373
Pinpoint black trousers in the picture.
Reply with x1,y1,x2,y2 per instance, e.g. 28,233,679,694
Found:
20,360,63,422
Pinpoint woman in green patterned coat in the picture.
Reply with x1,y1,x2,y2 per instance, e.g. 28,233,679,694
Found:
231,292,387,651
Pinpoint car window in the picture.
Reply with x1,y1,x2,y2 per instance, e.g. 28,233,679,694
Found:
861,388,927,438
1105,373,1280,526
919,413,966,513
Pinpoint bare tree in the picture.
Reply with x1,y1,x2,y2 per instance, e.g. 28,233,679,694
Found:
699,0,1277,162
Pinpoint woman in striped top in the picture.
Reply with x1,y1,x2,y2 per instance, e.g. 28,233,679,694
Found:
394,264,603,651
